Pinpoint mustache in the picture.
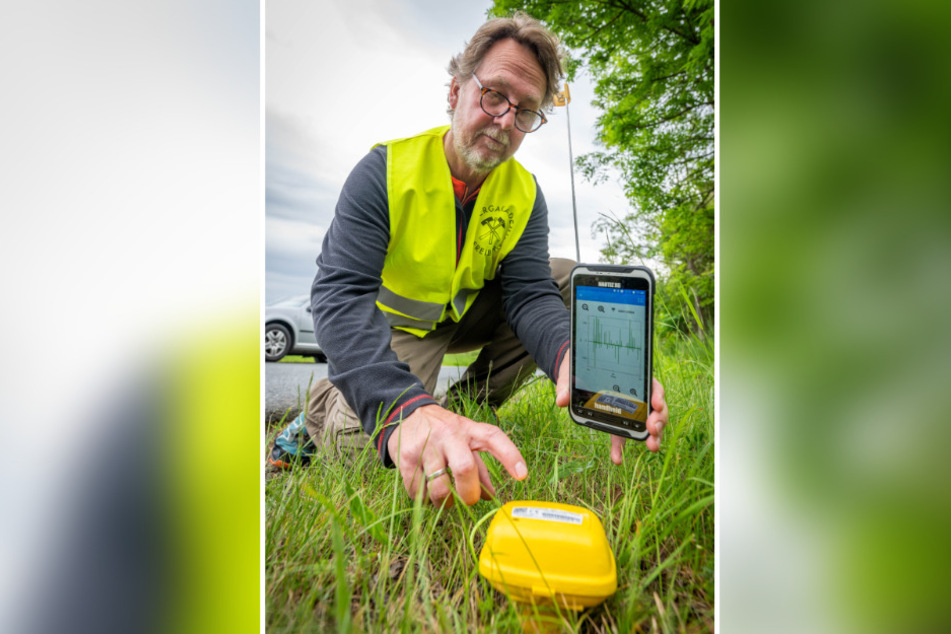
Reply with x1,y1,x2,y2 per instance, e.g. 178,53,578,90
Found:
481,128,510,148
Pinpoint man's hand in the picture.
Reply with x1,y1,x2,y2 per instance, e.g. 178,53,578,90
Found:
555,352,670,463
386,404,528,508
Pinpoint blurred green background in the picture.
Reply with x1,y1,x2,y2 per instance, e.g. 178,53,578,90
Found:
721,0,951,631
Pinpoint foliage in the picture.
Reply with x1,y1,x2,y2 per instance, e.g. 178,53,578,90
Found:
491,0,715,332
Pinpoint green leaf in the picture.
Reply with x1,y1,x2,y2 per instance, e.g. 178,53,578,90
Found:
344,480,388,544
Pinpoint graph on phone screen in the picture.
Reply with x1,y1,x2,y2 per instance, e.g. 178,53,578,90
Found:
575,285,646,400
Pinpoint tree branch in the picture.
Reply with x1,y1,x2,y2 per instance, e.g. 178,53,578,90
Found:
612,0,703,45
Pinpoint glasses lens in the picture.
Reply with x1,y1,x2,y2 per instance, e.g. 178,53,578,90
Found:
515,110,542,133
480,89,509,116
479,86,545,133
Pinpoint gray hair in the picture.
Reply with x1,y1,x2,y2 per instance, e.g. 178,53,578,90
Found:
447,12,565,113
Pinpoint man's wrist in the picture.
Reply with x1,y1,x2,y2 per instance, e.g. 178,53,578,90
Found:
376,394,438,467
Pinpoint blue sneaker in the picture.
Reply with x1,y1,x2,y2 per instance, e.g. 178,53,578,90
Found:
267,412,316,470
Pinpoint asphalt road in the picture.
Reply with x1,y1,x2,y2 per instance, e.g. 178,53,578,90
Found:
264,361,466,427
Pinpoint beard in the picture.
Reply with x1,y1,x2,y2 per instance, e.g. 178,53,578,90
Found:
452,121,511,174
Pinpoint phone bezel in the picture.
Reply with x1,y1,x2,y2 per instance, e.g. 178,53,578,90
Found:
569,264,654,441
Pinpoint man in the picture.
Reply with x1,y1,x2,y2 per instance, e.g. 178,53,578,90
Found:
269,13,669,507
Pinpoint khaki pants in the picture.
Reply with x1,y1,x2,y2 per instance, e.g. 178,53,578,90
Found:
304,258,574,458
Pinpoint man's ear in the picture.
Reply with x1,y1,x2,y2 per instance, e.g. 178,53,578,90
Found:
447,77,460,110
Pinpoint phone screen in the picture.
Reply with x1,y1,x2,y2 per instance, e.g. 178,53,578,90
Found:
571,273,651,432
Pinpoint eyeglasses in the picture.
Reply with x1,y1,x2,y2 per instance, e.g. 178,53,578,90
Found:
471,74,547,133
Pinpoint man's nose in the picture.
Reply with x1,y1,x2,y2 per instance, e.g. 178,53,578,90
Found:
496,107,517,131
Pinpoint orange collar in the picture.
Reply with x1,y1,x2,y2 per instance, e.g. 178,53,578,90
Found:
451,175,481,206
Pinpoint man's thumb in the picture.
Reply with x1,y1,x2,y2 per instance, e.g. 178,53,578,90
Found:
556,386,569,407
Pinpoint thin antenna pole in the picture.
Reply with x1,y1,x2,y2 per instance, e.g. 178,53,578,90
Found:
565,100,580,262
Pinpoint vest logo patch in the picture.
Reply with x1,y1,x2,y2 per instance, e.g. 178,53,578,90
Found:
474,205,514,257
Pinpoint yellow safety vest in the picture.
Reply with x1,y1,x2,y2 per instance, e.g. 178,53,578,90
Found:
374,126,536,337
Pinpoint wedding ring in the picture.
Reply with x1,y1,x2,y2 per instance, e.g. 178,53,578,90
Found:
425,467,449,481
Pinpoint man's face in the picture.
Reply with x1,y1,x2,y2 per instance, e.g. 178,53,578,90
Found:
448,38,547,175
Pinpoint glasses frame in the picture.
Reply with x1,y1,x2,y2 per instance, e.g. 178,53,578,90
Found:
471,74,548,133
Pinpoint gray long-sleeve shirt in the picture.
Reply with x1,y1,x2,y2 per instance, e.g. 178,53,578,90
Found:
311,143,569,466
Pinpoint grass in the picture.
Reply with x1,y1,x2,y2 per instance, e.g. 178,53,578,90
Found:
265,331,713,632
441,350,481,367
277,355,323,364
278,351,480,367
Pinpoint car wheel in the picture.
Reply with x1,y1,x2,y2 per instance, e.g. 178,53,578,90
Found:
265,323,292,362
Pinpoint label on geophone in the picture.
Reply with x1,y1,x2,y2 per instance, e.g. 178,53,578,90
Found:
511,506,584,525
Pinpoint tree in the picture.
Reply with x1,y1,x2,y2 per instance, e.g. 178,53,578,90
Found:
491,0,715,333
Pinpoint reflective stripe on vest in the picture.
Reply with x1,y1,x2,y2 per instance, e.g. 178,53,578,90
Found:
374,125,536,337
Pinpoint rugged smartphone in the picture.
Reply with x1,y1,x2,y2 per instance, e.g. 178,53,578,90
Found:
569,264,654,440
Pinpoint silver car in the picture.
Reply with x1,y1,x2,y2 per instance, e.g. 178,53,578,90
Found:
265,295,326,362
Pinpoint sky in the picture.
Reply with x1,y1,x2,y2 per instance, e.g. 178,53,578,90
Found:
265,0,632,303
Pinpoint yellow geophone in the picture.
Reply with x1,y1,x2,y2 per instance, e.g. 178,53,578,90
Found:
478,500,617,624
